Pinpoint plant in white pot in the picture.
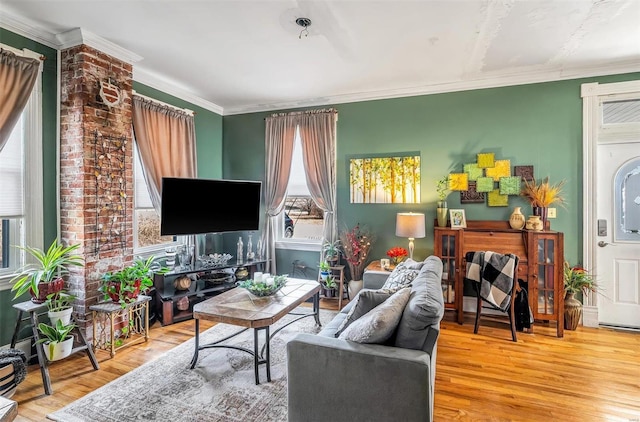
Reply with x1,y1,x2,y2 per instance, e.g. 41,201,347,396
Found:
10,239,83,303
37,319,76,361
318,261,331,281
45,291,76,326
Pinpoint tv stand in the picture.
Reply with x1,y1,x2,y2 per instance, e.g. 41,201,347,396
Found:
153,259,268,325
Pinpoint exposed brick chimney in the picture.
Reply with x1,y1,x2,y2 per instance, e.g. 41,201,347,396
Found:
59,43,135,337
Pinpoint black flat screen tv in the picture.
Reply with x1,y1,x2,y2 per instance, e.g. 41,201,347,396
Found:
160,177,261,236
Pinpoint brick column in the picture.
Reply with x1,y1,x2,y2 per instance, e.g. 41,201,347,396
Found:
59,44,134,337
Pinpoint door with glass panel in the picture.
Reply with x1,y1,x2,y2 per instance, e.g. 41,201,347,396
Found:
597,144,640,328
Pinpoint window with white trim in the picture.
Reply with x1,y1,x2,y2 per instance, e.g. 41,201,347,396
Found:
133,142,176,254
0,46,43,285
275,128,325,250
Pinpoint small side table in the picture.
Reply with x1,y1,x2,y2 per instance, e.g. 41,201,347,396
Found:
10,300,99,395
90,295,151,358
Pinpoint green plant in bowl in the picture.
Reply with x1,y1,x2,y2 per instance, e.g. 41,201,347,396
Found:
237,275,288,297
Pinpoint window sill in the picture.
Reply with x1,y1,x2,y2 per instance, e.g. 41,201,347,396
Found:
275,240,321,252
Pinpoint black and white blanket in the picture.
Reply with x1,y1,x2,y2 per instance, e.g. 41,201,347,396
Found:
464,251,518,312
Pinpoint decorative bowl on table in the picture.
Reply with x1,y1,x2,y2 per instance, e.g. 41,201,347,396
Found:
199,253,233,268
237,274,288,297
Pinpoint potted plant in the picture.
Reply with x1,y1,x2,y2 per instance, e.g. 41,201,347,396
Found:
322,239,341,263
563,261,597,330
436,175,450,227
10,239,83,303
37,319,76,361
100,256,161,307
521,177,566,224
321,275,337,297
386,246,408,266
318,261,331,281
45,291,76,327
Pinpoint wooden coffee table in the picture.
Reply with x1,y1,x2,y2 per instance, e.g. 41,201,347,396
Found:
190,278,321,384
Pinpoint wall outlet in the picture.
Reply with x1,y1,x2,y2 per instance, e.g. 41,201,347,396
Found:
548,207,557,218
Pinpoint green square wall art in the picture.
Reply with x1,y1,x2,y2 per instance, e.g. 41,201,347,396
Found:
463,163,483,181
499,176,522,195
477,153,495,168
488,189,509,207
476,177,494,193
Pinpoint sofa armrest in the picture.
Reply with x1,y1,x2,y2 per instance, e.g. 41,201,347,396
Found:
362,269,390,290
287,333,437,422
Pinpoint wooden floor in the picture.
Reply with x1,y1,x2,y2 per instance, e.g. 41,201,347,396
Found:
11,299,640,422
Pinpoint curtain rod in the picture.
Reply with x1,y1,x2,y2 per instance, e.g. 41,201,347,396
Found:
132,90,195,116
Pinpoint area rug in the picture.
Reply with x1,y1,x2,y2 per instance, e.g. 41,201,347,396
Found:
48,308,336,422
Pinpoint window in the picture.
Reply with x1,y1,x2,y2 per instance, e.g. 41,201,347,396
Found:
0,46,43,285
276,128,325,250
133,142,176,253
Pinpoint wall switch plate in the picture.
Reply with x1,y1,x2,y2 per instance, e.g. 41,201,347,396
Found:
548,207,557,218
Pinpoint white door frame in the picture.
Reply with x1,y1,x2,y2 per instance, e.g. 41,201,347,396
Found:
581,80,640,327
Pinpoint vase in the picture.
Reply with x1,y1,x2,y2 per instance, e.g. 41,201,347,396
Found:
509,207,525,230
348,280,363,298
436,201,448,227
533,206,548,230
564,292,582,330
525,215,543,231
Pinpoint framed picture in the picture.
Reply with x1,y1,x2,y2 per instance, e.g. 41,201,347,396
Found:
449,209,466,228
349,153,421,203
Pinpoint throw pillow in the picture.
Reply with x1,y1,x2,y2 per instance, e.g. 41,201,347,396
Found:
395,256,445,350
380,258,424,292
334,290,393,337
338,287,411,344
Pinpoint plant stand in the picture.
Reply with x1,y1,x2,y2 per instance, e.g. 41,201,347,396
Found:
90,295,151,358
10,301,99,395
317,265,346,309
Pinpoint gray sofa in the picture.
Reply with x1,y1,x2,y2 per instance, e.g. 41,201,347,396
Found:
287,256,444,422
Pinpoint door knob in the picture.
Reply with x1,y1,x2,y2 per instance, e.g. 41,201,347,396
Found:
598,241,609,247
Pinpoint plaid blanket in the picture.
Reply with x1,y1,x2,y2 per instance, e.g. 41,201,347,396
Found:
464,251,519,312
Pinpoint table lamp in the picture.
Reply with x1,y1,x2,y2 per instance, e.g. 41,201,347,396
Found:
395,212,426,260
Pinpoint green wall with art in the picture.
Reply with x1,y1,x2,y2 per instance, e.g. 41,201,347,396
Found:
222,72,640,280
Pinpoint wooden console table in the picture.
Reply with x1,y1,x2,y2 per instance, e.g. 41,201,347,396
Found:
434,220,564,337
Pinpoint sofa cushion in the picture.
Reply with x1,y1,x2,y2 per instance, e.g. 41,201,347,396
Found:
338,287,411,344
380,258,424,292
334,290,394,337
395,255,445,350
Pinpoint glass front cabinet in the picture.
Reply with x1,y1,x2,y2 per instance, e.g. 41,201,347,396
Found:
434,221,565,337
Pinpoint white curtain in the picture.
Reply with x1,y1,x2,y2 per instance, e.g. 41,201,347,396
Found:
261,114,297,273
298,109,338,250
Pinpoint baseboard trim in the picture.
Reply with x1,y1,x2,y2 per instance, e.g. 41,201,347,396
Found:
1,339,31,357
582,305,599,328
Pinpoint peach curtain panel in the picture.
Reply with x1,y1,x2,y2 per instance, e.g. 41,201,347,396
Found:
132,95,197,214
298,109,338,247
0,49,39,152
261,113,297,273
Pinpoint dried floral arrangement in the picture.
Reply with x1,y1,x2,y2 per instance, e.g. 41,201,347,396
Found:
521,177,566,208
339,223,375,281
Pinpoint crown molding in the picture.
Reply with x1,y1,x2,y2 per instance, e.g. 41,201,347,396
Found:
0,10,58,49
223,60,640,115
56,28,142,64
134,67,224,115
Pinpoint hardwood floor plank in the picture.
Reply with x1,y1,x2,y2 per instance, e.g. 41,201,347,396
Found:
10,304,640,421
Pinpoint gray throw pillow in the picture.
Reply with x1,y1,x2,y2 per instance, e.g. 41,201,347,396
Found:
395,256,445,350
338,288,411,344
380,258,424,292
334,290,393,337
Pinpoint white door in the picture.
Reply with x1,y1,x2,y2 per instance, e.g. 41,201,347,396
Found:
596,142,640,328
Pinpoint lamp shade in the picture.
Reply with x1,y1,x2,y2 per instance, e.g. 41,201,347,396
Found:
395,213,426,239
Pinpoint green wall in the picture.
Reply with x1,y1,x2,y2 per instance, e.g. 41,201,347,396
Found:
222,72,640,279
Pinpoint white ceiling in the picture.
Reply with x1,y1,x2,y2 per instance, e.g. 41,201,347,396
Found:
1,0,639,115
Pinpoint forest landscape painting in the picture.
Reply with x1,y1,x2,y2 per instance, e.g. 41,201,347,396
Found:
349,154,421,203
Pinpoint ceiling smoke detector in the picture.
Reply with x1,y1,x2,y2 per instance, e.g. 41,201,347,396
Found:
296,17,311,38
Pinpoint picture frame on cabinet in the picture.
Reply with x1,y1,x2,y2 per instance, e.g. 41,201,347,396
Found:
449,209,466,229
